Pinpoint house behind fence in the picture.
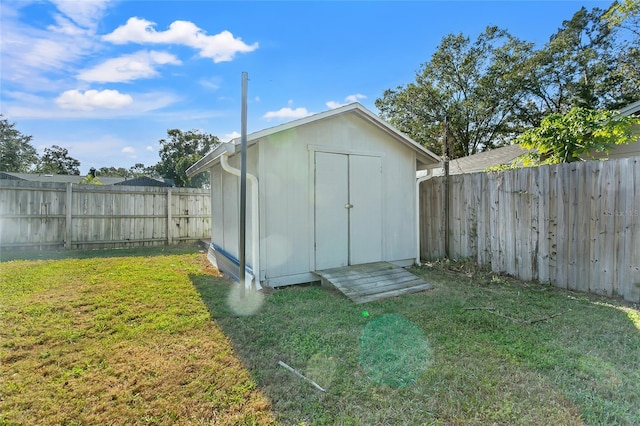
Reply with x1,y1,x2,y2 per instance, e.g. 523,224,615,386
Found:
0,181,211,252
420,156,640,303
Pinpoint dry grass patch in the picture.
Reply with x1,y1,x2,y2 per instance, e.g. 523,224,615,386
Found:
0,248,274,425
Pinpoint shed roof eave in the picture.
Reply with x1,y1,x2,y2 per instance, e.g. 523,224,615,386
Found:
186,143,234,177
187,102,441,175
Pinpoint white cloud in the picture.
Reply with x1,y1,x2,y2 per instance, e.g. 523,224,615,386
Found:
55,89,133,111
146,146,155,152
263,107,312,120
326,93,367,109
121,147,136,154
50,0,111,30
346,93,366,103
199,76,221,90
78,50,181,83
6,90,181,119
103,17,258,63
0,2,103,89
223,131,241,142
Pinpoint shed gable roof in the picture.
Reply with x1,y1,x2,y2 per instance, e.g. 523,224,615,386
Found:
187,103,440,177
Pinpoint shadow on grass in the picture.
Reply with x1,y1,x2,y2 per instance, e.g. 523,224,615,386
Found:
0,244,203,262
190,261,640,425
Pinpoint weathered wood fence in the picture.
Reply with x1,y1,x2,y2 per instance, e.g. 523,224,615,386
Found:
420,156,640,303
0,181,211,251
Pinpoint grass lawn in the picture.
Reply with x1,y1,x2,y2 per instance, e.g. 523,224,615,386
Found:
2,248,639,425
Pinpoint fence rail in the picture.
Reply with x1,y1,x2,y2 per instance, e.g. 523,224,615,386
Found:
420,156,640,303
0,181,211,252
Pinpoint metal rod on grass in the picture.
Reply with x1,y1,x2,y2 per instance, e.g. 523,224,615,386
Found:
277,361,327,392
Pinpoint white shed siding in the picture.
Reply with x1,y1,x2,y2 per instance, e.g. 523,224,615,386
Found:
191,103,440,288
210,166,224,250
261,128,313,280
258,113,419,283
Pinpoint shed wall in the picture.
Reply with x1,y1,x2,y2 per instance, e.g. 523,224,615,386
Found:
260,113,418,284
209,145,259,273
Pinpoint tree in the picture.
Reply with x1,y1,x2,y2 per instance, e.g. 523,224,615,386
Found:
129,163,154,177
518,7,615,126
0,115,38,172
516,107,640,164
600,0,640,108
38,145,81,175
154,129,219,187
376,26,533,158
603,0,640,36
97,166,129,177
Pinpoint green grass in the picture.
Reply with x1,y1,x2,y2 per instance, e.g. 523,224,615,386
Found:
2,250,639,425
0,247,274,425
198,260,640,425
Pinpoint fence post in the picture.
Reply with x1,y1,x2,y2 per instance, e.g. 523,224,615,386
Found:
442,116,450,258
167,188,173,245
65,183,73,249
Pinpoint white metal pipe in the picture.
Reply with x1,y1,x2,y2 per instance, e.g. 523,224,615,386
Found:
220,152,260,290
415,170,433,265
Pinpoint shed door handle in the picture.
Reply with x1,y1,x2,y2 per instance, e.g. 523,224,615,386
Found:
345,203,353,209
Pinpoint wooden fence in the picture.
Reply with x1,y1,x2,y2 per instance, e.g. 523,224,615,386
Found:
0,181,211,252
420,156,640,303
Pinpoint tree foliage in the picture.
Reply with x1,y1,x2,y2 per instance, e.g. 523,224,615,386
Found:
376,26,533,158
154,129,219,187
377,4,640,159
0,115,38,172
38,145,81,175
97,166,128,177
517,107,640,164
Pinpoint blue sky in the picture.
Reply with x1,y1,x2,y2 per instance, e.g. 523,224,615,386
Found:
1,0,613,174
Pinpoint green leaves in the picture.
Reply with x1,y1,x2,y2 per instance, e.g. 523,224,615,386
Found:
38,145,81,175
0,115,38,172
517,107,640,164
376,26,532,158
155,129,220,187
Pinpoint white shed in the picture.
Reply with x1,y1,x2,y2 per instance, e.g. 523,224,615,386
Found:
187,103,440,288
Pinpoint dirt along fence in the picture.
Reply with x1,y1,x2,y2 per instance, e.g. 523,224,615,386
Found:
420,156,640,303
0,180,211,252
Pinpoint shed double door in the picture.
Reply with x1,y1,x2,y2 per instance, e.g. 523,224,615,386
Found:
315,152,382,270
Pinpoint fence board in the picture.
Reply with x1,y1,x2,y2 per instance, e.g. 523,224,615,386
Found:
420,156,640,303
0,181,210,252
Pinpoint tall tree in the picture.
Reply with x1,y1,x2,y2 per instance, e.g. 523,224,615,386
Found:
600,0,640,108
154,129,219,187
38,145,81,175
519,7,613,125
521,5,640,119
0,116,38,172
376,26,533,158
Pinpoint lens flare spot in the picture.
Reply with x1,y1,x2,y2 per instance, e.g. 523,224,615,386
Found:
359,313,431,387
226,283,264,316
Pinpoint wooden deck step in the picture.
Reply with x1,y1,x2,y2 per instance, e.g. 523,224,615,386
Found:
315,262,432,304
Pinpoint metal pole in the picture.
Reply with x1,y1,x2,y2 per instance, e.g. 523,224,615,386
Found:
239,72,248,297
443,115,450,259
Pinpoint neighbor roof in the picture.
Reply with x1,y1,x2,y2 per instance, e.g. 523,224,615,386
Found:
425,144,529,177
0,172,173,186
618,99,640,117
187,102,441,177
